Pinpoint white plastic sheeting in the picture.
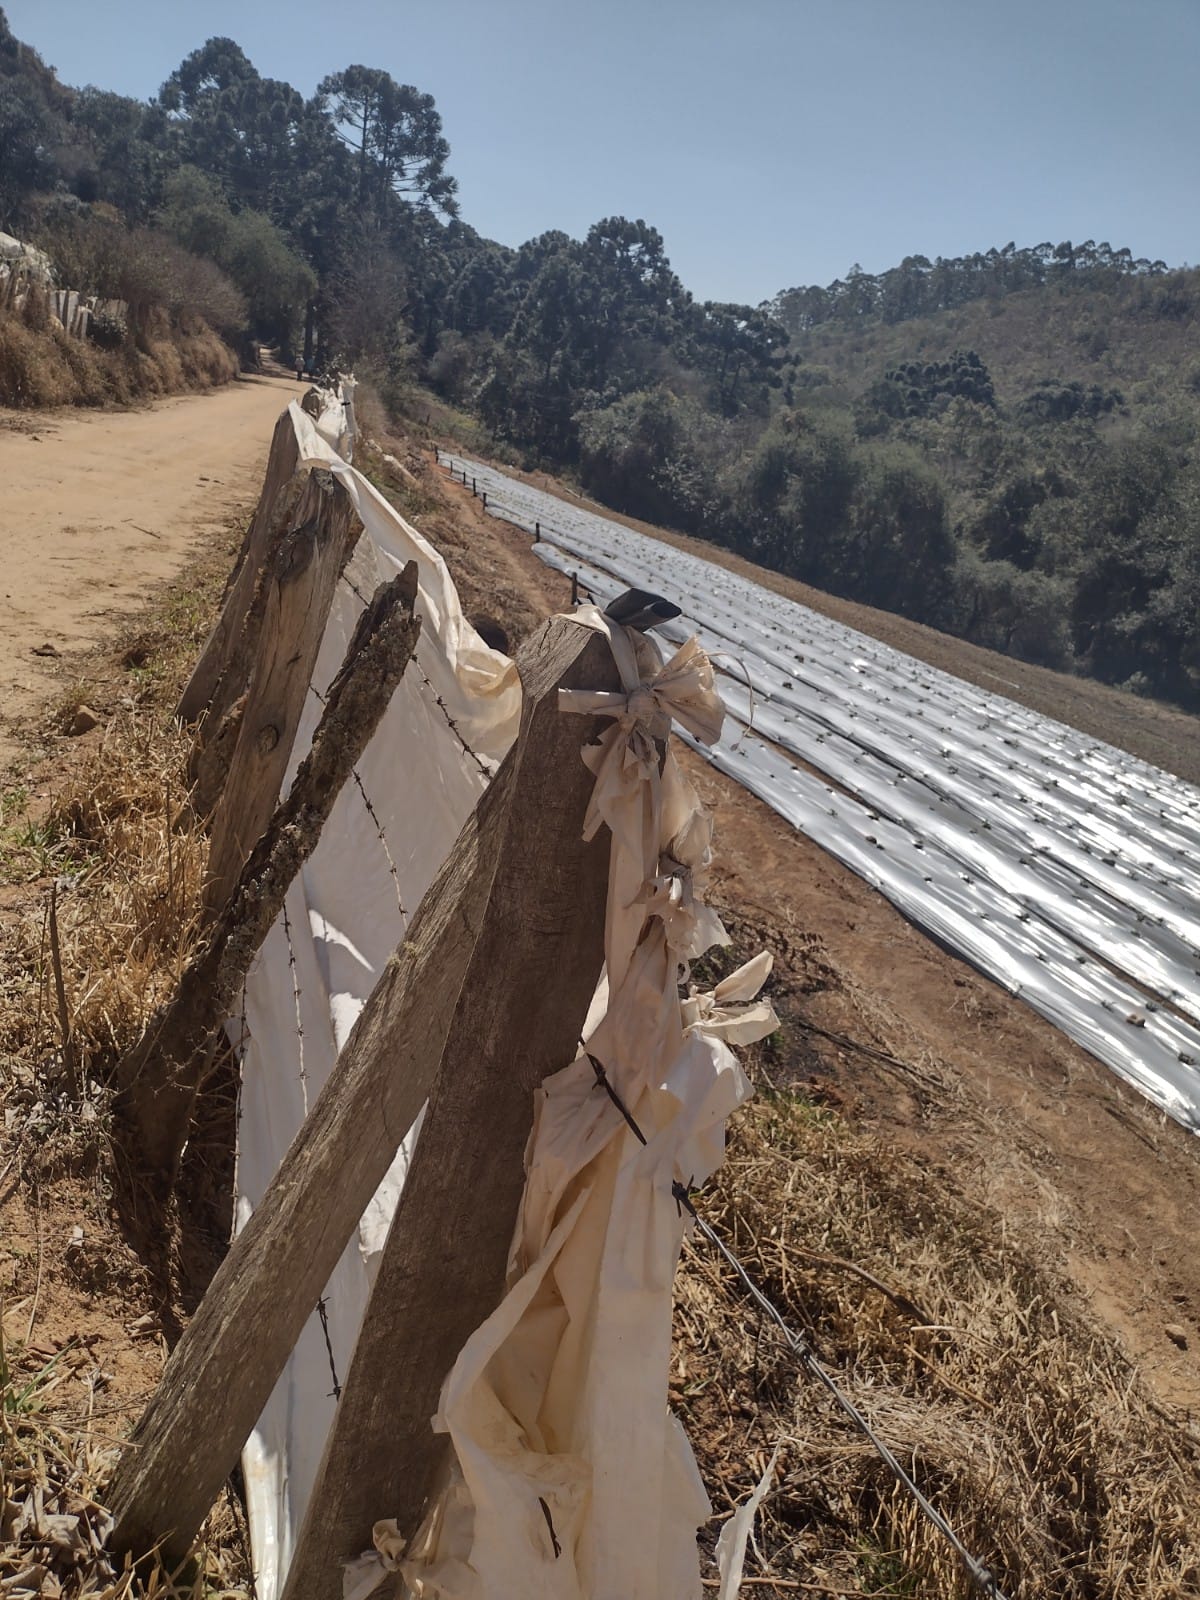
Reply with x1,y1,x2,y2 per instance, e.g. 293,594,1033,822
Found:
439,452,1200,1134
0,230,54,284
233,407,520,1598
349,613,779,1600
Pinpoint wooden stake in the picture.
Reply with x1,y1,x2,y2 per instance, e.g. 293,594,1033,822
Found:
177,407,303,726
116,565,422,1181
106,615,618,1573
185,468,307,819
280,619,618,1600
47,883,78,1099
203,468,359,913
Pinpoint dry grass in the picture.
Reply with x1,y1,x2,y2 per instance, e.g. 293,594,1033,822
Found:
1,718,208,1093
0,705,247,1597
1,1315,251,1599
0,524,251,1596
678,1081,1200,1598
0,304,237,411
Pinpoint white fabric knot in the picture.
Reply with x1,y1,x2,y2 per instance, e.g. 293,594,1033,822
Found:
624,682,668,735
342,1519,406,1600
558,614,724,750
642,855,729,960
681,952,779,1046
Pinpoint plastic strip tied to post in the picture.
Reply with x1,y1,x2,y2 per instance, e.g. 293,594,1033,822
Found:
345,608,777,1600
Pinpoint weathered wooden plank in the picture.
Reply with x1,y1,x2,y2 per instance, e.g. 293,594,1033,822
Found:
106,615,615,1573
280,617,618,1600
176,406,303,726
185,469,308,820
117,565,421,1182
203,467,359,914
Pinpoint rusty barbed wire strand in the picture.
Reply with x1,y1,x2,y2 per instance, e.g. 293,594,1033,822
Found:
280,899,308,1117
315,1297,342,1402
308,679,407,918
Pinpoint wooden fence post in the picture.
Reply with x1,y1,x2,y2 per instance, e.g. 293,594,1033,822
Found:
177,408,303,726
185,470,308,818
203,468,359,913
117,566,421,1183
280,619,618,1600
106,616,619,1572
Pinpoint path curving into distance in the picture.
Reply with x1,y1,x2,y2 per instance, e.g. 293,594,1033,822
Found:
439,451,1200,1133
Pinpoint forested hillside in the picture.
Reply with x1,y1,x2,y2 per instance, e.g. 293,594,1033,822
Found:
2,9,1197,708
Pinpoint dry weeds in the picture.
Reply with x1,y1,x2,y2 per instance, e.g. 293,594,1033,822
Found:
678,1078,1200,1598
1,1313,251,1598
1,530,251,1596
0,303,237,411
0,702,250,1595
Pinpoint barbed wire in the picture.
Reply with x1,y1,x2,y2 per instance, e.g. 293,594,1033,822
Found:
338,571,492,780
340,572,373,609
586,1052,1009,1600
308,680,407,919
315,1296,342,1402
350,768,407,919
280,900,308,1118
413,662,492,779
231,981,250,1218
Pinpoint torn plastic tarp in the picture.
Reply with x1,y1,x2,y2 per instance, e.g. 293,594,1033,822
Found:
232,403,520,1599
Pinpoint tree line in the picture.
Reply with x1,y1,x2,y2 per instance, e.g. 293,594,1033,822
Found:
771,241,1174,334
2,10,1198,711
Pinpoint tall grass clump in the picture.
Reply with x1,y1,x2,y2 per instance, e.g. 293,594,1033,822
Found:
678,1085,1200,1597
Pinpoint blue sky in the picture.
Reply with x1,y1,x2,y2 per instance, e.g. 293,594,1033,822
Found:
6,0,1197,304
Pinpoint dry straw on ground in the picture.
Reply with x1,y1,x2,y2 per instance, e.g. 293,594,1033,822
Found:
678,1071,1200,1598
1,529,254,1597
0,703,253,1596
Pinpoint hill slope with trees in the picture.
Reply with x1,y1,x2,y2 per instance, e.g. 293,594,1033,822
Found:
1,8,1197,708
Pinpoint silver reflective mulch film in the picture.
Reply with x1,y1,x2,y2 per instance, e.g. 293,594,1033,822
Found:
442,453,1200,1133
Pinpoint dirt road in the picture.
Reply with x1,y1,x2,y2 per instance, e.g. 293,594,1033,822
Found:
0,375,300,768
